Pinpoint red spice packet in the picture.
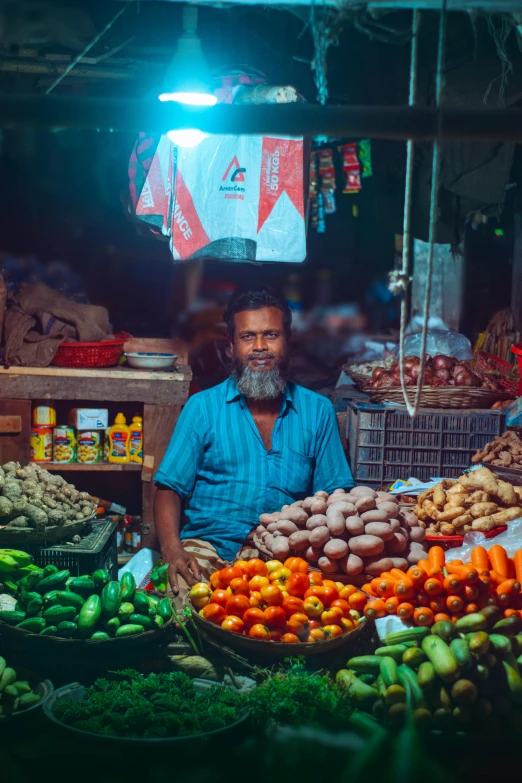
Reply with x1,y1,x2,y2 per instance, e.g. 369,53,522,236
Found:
339,143,362,194
317,148,336,214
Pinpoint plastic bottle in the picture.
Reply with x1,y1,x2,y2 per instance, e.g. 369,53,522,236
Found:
129,415,143,464
108,413,130,463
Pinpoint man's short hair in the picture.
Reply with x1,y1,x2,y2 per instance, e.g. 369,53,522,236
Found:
224,286,292,341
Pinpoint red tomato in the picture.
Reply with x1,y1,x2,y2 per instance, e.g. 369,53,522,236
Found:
308,619,322,631
329,599,351,617
210,589,230,609
303,596,324,618
282,596,305,618
249,575,270,591
234,559,250,576
221,615,244,634
281,632,301,643
304,586,326,601
260,585,284,606
264,605,287,629
348,591,368,612
225,594,250,619
269,567,292,587
243,607,266,631
270,629,284,642
287,572,311,598
246,559,269,579
248,623,271,640
229,577,250,596
284,557,309,574
322,579,338,590
309,572,323,587
321,606,344,626
202,603,226,625
249,591,263,608
307,628,325,642
287,612,310,638
220,566,243,587
321,586,340,607
322,624,343,639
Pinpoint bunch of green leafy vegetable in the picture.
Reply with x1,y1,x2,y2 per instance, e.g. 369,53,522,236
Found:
52,669,243,739
244,659,354,730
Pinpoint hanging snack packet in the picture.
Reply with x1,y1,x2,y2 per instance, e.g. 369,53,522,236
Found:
309,151,318,200
358,139,373,178
317,148,336,214
339,143,362,194
317,192,326,233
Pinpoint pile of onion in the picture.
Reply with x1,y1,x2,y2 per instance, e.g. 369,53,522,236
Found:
369,354,499,390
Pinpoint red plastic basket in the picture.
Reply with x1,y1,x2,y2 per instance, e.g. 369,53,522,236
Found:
474,350,519,396
511,344,522,397
425,526,507,551
52,334,127,368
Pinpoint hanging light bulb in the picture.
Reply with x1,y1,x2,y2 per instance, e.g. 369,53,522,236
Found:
159,5,216,147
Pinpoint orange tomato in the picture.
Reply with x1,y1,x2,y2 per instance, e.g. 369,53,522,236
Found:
335,582,345,592
309,572,323,587
330,599,351,618
286,572,310,598
269,567,292,587
248,623,271,640
303,596,324,618
281,632,301,643
243,607,267,631
308,619,322,631
202,603,226,625
210,589,230,608
321,606,344,626
321,585,340,607
260,584,284,606
249,591,262,608
284,557,309,574
339,584,357,600
348,591,368,612
322,624,343,639
287,612,310,638
249,575,270,591
219,566,243,587
224,594,250,619
349,610,361,622
234,559,250,576
265,559,284,575
322,579,338,590
304,586,326,601
340,617,355,633
210,571,223,590
270,629,284,642
246,558,269,578
282,595,305,618
229,577,250,596
264,605,287,629
221,615,244,634
307,628,325,642
189,582,212,609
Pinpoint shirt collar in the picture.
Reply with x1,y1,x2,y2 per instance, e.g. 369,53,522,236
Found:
225,377,296,412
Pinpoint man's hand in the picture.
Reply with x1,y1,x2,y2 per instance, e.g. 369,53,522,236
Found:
167,547,202,595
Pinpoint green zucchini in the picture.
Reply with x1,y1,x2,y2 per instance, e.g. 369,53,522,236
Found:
18,590,40,609
35,569,70,594
100,581,122,617
67,577,96,597
91,631,109,640
42,590,62,606
385,626,430,646
347,711,386,738
104,617,120,636
42,564,59,578
17,617,46,633
493,616,522,637
128,613,153,630
379,657,398,688
396,664,424,707
0,610,26,625
17,571,42,591
43,605,76,623
402,648,426,668
346,656,382,674
91,569,111,589
489,634,513,656
450,638,473,671
26,597,43,616
56,621,77,638
115,623,144,637
431,620,457,643
455,614,487,633
132,591,150,614
53,591,85,610
375,644,408,662
501,661,522,705
118,602,135,622
358,673,376,685
77,594,101,637
120,572,136,602
421,635,459,683
40,625,58,636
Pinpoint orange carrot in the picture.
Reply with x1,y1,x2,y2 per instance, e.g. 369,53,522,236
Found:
443,574,463,594
496,579,521,602
416,591,430,606
478,594,497,609
488,570,506,587
430,597,446,614
414,606,434,626
445,564,479,585
427,566,444,581
465,603,479,614
364,599,387,620
385,596,399,614
424,577,443,596
514,550,522,585
448,559,464,565
464,584,480,601
434,612,451,623
417,559,429,572
390,568,409,582
371,577,394,598
504,608,519,618
393,579,416,601
471,546,490,574
361,583,377,597
397,602,415,621
478,575,491,593
446,594,464,613
508,559,516,580
428,546,445,571
488,545,509,578
408,565,428,590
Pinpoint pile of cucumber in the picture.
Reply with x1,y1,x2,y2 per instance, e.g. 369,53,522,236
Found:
0,656,42,716
336,607,522,731
0,565,173,640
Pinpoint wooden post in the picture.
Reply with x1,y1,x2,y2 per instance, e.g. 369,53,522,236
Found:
513,210,522,335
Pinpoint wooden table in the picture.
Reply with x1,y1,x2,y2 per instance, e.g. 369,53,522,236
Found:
0,363,192,548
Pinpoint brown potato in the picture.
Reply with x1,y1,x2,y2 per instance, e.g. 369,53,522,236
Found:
314,490,329,500
377,502,400,518
348,534,385,557
469,502,498,519
375,492,396,504
355,496,376,513
389,518,401,532
259,513,279,526
327,501,357,518
288,531,310,551
302,496,316,512
360,509,390,523
326,510,346,536
310,498,328,515
407,549,425,565
327,493,348,507
306,545,322,562
345,516,365,537
350,486,378,499
323,538,349,560
284,507,309,526
309,525,331,548
264,534,274,551
271,537,290,559
267,522,278,533
409,526,426,542
386,532,407,553
306,514,328,531
390,557,409,571
399,511,419,528
364,522,395,541
364,556,394,577
317,555,340,573
276,519,299,536
340,553,364,576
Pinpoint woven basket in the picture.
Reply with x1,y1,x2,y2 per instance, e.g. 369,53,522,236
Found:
365,386,513,409
474,351,519,396
0,514,95,547
344,368,372,389
52,333,128,368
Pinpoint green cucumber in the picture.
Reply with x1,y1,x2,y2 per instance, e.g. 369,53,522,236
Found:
18,692,41,708
17,617,46,633
417,661,436,692
77,594,101,637
346,656,382,674
101,581,122,618
40,626,58,636
489,634,513,656
42,564,59,578
18,590,40,609
450,638,473,671
512,635,522,656
0,611,26,625
42,590,62,606
128,613,153,630
375,645,408,662
120,572,136,602
156,597,173,621
431,620,457,642
468,631,490,655
43,605,76,623
421,635,459,683
385,627,430,646
56,621,77,638
0,667,16,692
402,648,426,668
455,614,487,633
358,673,376,685
53,591,85,610
493,616,522,637
501,661,522,704
17,571,42,591
67,577,96,597
35,569,70,594
379,657,399,688
479,605,502,629
115,623,144,637
92,569,111,589
26,597,43,616
132,591,150,614
104,617,120,636
13,681,31,695
118,602,135,622
90,631,110,640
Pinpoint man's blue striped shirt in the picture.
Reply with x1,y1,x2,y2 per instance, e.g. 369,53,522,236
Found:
155,377,354,560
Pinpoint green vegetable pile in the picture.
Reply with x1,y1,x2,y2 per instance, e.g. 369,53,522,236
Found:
0,562,172,640
0,655,41,716
53,670,243,738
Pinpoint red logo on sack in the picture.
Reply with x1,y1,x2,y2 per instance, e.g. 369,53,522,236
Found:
257,138,304,233
222,156,246,183
171,170,210,257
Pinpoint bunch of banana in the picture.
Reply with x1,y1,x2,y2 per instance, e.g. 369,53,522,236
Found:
0,549,33,573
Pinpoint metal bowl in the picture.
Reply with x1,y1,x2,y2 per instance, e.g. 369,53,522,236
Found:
0,669,54,721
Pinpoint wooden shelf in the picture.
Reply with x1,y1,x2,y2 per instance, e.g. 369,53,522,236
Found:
41,463,142,472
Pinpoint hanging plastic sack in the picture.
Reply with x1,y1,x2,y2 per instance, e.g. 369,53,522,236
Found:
400,329,473,360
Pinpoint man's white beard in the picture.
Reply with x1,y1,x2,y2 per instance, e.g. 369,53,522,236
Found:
235,364,287,400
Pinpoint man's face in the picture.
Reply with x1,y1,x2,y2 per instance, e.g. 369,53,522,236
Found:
230,307,289,399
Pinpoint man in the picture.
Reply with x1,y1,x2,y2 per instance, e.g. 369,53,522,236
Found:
154,286,354,596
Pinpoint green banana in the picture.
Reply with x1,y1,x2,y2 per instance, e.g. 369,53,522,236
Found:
0,554,20,573
0,549,32,568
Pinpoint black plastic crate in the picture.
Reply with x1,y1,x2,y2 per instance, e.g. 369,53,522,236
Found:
31,520,118,577
347,402,506,487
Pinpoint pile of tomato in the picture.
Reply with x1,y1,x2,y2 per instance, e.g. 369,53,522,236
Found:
189,557,366,643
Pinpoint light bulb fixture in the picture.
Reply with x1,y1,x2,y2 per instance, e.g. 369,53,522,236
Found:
159,5,216,147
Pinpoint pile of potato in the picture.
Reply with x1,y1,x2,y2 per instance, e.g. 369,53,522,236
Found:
414,467,522,536
0,462,95,530
256,486,427,577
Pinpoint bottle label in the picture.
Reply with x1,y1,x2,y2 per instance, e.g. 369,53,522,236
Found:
111,432,128,458
132,532,141,549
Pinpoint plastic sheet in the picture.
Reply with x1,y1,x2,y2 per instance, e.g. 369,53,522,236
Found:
401,329,473,360
445,517,522,561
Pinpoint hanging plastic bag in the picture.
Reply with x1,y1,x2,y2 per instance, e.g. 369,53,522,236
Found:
400,329,473,360
445,517,522,561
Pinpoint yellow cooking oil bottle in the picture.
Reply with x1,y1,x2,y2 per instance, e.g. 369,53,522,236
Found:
129,415,143,464
108,413,130,463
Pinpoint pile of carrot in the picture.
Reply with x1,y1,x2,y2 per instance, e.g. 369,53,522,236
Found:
361,543,522,626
